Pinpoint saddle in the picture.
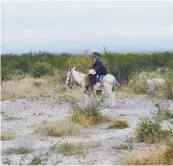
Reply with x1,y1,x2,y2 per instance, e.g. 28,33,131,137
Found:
84,75,104,92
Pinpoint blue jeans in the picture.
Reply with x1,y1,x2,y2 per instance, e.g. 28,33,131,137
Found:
88,75,96,88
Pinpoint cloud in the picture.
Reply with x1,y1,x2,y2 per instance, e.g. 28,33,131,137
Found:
1,1,173,53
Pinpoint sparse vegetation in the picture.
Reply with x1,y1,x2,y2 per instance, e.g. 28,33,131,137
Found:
71,103,109,127
135,118,162,143
1,112,19,121
135,117,173,144
112,143,133,150
163,74,173,99
30,157,42,165
109,119,128,129
32,80,44,88
11,146,32,155
54,142,84,156
58,95,76,103
124,146,173,165
155,103,173,121
34,119,80,137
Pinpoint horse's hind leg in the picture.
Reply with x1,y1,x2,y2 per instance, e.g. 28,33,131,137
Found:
103,82,115,107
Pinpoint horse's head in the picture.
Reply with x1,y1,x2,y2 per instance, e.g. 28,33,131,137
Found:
66,67,76,88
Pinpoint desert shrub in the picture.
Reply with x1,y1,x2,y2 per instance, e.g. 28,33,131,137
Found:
71,103,109,127
163,74,173,99
124,146,173,165
1,68,13,81
11,146,32,155
30,62,54,78
0,132,13,141
130,68,169,95
68,56,92,73
155,103,173,121
54,142,84,156
34,119,80,137
30,157,42,165
10,69,25,80
32,80,44,88
109,119,128,129
57,70,67,84
135,118,173,144
135,118,162,143
2,52,173,84
130,71,149,94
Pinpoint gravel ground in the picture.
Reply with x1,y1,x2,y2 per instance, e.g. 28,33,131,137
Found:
1,96,173,165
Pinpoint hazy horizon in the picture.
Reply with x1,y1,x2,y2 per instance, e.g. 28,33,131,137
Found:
2,0,173,54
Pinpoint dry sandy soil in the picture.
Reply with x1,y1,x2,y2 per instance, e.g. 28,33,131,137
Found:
1,78,173,165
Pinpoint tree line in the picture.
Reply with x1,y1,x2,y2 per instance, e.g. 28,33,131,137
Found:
1,51,173,84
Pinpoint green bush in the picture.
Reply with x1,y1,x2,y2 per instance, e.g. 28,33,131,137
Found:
1,51,173,84
164,74,173,99
11,146,32,155
10,69,25,80
135,118,173,144
130,72,148,94
71,103,108,127
30,62,54,78
57,142,84,156
1,68,13,81
135,118,162,143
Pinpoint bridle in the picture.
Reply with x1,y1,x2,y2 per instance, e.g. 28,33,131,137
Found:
66,69,84,90
66,70,74,89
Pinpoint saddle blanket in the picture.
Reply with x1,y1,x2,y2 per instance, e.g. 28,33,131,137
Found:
84,75,105,88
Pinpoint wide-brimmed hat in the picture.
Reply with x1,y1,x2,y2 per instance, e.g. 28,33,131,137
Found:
92,51,101,56
88,69,96,75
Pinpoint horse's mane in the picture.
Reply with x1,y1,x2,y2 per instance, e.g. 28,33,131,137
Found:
74,70,86,77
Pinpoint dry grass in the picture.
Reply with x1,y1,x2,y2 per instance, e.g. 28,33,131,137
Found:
34,119,80,137
1,77,58,100
124,146,173,165
1,76,84,102
0,132,13,141
109,119,128,129
115,87,136,98
57,95,76,103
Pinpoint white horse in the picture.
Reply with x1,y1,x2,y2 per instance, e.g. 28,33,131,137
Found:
66,67,120,107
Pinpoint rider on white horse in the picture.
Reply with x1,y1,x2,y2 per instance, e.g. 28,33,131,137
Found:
87,52,108,92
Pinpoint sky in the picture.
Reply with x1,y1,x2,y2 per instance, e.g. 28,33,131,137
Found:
1,0,173,54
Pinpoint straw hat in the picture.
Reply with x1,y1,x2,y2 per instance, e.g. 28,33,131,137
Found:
92,51,101,56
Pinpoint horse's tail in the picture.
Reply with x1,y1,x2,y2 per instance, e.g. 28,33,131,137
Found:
112,86,115,92
112,79,115,92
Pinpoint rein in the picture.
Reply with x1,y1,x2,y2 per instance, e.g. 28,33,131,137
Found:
68,72,85,90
